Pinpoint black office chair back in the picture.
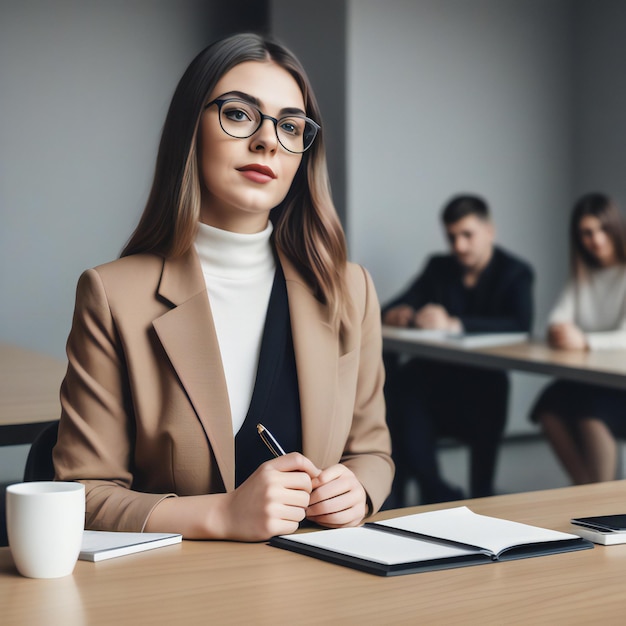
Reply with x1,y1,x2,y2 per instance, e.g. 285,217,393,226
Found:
0,421,59,546
23,421,59,482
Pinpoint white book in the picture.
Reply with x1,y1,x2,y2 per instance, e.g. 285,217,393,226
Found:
447,332,529,348
382,326,528,349
79,531,182,562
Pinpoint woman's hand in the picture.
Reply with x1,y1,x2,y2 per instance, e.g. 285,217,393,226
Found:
306,464,367,529
215,452,321,542
548,322,588,350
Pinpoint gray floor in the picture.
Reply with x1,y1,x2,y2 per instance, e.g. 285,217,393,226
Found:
401,435,572,506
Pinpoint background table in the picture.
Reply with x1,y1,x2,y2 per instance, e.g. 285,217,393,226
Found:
2,481,626,624
383,326,626,389
0,343,65,445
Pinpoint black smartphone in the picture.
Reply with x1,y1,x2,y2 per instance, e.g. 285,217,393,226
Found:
571,514,626,532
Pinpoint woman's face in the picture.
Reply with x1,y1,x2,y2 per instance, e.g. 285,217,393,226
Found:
198,60,305,233
578,214,616,266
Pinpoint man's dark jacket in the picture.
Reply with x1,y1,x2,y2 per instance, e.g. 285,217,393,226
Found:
383,246,534,333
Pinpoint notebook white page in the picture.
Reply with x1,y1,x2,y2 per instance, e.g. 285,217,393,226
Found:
279,526,478,566
374,506,578,557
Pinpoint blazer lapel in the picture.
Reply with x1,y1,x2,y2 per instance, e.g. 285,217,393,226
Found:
152,249,235,492
278,251,339,468
149,248,341,488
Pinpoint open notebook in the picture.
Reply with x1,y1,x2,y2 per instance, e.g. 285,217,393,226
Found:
270,506,593,576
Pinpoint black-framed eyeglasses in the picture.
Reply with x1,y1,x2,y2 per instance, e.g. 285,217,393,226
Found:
204,97,320,154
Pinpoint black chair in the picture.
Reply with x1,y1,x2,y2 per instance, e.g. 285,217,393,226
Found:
0,481,11,547
0,421,59,547
23,421,59,482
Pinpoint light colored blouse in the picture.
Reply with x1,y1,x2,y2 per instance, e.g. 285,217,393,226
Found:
548,264,626,349
194,221,275,434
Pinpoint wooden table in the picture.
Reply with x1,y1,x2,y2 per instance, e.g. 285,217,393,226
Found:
2,481,626,624
383,325,626,389
0,343,65,445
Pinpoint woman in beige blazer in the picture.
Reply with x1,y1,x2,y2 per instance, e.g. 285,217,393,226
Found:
53,33,393,541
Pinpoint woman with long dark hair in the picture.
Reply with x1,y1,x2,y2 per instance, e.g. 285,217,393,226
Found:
531,192,626,484
53,33,393,541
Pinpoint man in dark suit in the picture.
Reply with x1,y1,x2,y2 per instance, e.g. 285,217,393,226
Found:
383,195,534,505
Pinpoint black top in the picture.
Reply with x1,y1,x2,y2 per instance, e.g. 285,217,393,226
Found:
234,263,302,487
383,246,534,333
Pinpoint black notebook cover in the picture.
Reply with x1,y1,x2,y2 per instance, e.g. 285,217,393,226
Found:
270,507,593,577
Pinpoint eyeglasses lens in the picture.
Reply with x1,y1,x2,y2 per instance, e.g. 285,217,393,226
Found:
218,99,317,153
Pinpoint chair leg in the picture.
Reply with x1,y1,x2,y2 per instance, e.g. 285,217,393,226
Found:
0,482,9,547
616,441,624,480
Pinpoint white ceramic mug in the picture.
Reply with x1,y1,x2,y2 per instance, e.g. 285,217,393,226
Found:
6,481,85,578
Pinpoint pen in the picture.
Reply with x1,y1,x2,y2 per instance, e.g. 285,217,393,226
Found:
257,423,286,457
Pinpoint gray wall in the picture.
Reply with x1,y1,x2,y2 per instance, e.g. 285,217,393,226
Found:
0,0,215,358
347,0,573,324
271,0,347,225
572,0,626,206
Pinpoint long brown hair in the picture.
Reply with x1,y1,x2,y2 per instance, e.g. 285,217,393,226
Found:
122,33,348,323
569,192,626,279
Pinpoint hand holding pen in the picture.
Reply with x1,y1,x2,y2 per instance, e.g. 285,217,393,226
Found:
257,423,368,530
207,424,318,541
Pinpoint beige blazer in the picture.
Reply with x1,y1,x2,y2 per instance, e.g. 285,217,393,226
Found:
53,247,393,532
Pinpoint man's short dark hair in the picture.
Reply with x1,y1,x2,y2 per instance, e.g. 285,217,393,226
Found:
441,195,490,225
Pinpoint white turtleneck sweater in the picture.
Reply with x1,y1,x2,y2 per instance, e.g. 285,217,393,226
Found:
194,221,276,434
549,264,626,350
